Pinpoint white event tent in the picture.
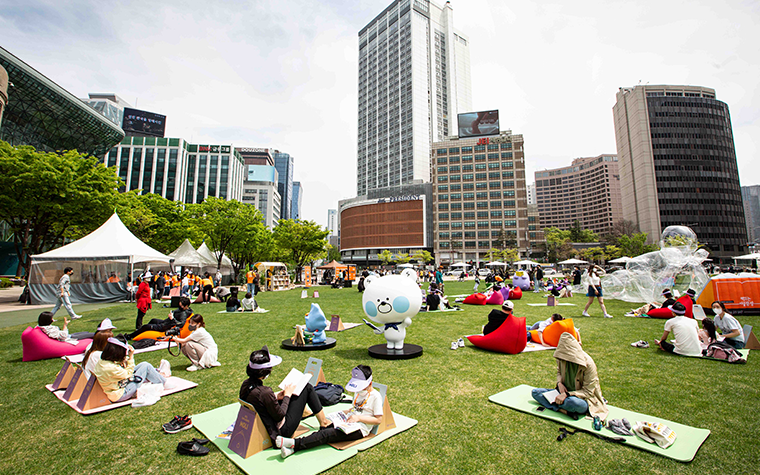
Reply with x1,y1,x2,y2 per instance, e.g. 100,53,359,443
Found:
168,239,216,270
29,213,171,304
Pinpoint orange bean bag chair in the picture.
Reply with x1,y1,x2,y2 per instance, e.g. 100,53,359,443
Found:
529,319,578,347
676,295,694,319
467,315,527,354
646,307,674,319
21,326,92,362
486,291,504,305
509,287,523,300
132,318,192,341
193,294,221,304
463,293,487,305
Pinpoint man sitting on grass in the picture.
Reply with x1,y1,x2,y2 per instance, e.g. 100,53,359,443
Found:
654,302,701,357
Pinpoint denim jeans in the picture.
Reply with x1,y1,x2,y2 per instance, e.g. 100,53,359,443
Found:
532,388,588,414
51,294,77,318
117,362,166,402
247,283,255,296
724,338,745,350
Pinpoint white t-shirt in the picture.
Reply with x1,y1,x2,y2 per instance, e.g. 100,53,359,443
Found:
84,350,102,379
538,317,554,332
664,316,702,356
713,313,744,343
188,327,217,351
350,389,384,437
588,274,601,286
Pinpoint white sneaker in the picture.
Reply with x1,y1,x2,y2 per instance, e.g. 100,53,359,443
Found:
457,338,465,348
450,342,458,350
604,314,614,319
582,311,590,317
72,315,82,320
186,365,199,372
158,359,172,377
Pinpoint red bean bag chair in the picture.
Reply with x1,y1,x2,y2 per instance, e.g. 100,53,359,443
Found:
467,315,527,354
21,326,92,362
193,294,221,304
486,291,504,305
132,318,192,341
676,295,694,319
463,293,487,305
646,307,673,319
529,319,578,347
509,287,523,300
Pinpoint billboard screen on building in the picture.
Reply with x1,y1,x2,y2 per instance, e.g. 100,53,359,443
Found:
457,110,499,138
122,107,166,137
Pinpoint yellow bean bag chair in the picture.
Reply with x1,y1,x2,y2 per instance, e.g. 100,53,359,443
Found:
529,318,578,347
132,318,192,341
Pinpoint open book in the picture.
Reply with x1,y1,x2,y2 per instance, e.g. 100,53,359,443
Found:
278,368,314,397
326,410,363,434
541,389,560,404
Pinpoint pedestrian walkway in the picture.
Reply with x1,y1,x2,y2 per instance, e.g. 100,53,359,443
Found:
0,287,122,329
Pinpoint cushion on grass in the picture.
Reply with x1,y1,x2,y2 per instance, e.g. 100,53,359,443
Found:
676,295,694,319
486,291,504,305
500,287,511,300
532,319,577,347
467,315,527,354
193,294,221,304
22,326,92,362
509,287,523,300
463,293,487,305
132,319,191,341
646,307,673,319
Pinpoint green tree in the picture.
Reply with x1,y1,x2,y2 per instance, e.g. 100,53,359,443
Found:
411,249,433,265
186,197,254,270
273,219,329,279
502,248,519,263
393,252,411,264
580,247,606,264
378,249,393,266
604,245,622,261
323,244,342,264
137,193,203,254
226,209,276,276
0,142,120,276
618,232,657,257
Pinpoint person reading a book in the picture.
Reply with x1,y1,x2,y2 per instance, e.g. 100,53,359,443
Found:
239,346,332,448
531,333,608,420
277,365,383,459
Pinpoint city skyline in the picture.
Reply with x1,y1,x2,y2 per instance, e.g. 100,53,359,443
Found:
2,0,759,230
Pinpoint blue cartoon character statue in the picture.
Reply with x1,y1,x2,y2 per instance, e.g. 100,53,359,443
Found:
362,273,422,350
305,303,328,344
512,270,531,291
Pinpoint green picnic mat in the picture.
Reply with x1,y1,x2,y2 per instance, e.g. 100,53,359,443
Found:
192,403,358,475
300,402,418,451
489,384,710,462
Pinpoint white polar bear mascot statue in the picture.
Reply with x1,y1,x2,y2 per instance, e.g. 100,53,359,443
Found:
362,272,422,350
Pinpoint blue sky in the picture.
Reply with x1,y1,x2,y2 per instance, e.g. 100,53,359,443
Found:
2,0,758,227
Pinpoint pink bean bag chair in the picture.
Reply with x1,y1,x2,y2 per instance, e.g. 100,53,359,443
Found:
193,294,221,304
486,291,504,305
467,315,527,354
21,326,92,362
676,295,694,319
500,287,511,300
509,287,523,300
463,293,487,305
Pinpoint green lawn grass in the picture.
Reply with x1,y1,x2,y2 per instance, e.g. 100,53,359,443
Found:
1,281,758,474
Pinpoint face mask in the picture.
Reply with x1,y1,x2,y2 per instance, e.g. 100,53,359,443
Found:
188,324,198,331
712,307,722,315
356,389,368,397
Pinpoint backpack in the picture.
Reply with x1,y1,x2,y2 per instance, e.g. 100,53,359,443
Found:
704,341,746,364
133,339,158,350
314,382,347,406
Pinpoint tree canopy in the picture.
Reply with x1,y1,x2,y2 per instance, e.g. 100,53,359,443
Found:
273,219,329,275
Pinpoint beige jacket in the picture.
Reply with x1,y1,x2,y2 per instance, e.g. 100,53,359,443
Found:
553,333,608,419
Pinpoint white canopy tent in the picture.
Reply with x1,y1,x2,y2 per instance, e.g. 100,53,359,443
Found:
168,239,216,270
397,263,415,268
733,253,760,261
608,256,633,264
485,261,506,266
450,262,469,267
513,260,540,267
558,258,588,265
30,213,171,304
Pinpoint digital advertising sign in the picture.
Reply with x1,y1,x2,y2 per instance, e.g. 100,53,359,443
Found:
457,110,499,138
122,107,167,137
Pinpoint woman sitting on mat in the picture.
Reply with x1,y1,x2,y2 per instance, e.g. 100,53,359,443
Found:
277,364,383,459
712,301,745,350
82,319,117,378
239,346,333,451
532,332,608,420
93,337,170,402
239,292,256,312
698,317,718,348
162,315,220,372
226,291,241,312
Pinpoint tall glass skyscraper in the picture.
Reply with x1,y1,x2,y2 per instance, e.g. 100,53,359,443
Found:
274,152,294,220
357,0,472,196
